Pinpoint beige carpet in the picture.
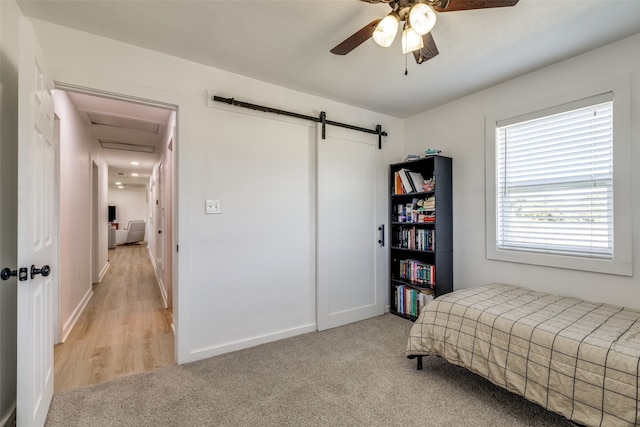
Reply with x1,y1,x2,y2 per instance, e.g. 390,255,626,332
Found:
45,314,574,427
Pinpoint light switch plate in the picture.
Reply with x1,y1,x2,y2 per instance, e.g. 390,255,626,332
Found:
205,199,221,214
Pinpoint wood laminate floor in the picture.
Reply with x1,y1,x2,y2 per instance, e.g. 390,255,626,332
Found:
53,244,175,392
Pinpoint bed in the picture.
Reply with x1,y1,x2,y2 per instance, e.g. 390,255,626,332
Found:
406,283,640,427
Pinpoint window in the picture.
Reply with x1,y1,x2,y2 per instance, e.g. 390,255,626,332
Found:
496,93,613,259
485,76,631,276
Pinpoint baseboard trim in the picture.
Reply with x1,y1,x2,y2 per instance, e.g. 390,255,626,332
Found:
147,248,169,309
188,323,317,363
61,287,93,342
98,260,110,283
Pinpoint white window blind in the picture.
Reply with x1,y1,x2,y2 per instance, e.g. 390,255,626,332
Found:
496,92,614,259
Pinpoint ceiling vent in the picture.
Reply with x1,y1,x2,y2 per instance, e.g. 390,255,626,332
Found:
88,112,160,134
99,140,155,153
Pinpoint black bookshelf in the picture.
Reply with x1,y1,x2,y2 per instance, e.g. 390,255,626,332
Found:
389,156,453,320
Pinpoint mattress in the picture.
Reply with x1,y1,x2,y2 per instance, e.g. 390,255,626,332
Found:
406,283,640,427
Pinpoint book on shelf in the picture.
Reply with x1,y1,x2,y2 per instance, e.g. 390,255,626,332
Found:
398,259,436,288
408,171,425,192
394,168,429,195
422,196,435,210
393,227,435,251
394,199,436,224
394,285,435,317
394,172,404,195
398,168,415,193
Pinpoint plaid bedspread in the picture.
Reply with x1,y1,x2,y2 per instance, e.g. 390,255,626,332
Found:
406,283,640,427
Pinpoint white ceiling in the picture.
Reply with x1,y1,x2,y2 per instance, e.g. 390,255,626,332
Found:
64,91,172,188
23,0,640,184
18,0,640,120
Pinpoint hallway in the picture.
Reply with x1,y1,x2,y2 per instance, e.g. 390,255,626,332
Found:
53,244,175,392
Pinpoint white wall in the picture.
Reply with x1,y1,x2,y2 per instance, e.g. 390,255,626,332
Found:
108,185,148,227
56,89,110,340
404,33,640,310
0,2,20,424
28,18,404,363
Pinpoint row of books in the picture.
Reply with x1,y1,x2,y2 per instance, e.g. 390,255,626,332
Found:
393,227,435,251
399,259,436,288
395,213,435,224
394,198,436,223
394,285,435,317
394,168,427,194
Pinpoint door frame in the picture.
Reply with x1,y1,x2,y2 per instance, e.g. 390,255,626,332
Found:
53,81,181,361
90,158,99,285
53,115,62,345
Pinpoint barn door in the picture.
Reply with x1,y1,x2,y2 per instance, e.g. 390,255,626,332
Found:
316,126,383,331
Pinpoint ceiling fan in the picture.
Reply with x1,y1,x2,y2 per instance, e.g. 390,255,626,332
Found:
331,0,519,65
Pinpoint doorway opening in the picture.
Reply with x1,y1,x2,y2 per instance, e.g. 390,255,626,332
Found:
52,85,178,391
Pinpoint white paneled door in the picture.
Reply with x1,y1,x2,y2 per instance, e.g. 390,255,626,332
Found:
316,126,383,331
17,17,57,427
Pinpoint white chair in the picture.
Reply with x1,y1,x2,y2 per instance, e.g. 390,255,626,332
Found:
116,220,146,245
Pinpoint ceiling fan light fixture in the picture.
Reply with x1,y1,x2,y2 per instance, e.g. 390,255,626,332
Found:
409,3,437,36
372,12,399,47
402,26,424,54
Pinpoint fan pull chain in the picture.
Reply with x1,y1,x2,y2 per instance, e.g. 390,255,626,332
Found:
403,27,409,75
405,53,408,76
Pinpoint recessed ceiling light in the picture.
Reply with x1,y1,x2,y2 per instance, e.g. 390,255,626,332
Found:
131,161,139,165
118,185,124,189
131,173,139,177
115,181,122,185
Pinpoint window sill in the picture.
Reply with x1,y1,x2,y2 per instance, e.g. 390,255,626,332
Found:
486,247,632,276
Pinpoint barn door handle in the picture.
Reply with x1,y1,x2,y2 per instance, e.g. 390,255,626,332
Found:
378,224,385,247
1,267,28,281
30,264,51,280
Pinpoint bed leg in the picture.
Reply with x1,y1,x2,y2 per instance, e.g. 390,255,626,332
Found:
407,354,424,370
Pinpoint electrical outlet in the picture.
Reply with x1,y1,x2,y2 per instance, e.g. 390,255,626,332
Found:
205,199,221,214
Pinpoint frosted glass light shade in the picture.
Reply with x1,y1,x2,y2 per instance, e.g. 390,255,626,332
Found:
409,3,437,36
373,14,399,47
401,27,424,54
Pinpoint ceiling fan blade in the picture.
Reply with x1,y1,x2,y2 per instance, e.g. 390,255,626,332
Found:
359,0,395,7
330,19,382,55
413,32,439,64
433,0,519,12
